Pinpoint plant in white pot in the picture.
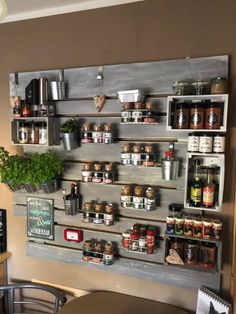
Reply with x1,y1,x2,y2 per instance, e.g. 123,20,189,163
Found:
60,118,78,150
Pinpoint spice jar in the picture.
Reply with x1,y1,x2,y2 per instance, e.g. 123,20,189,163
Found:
193,218,203,238
184,240,198,264
81,163,93,182
93,242,104,263
120,185,132,208
205,102,222,129
142,145,155,167
172,81,189,95
39,122,47,145
92,124,103,143
133,185,144,209
143,102,156,123
131,145,142,166
210,77,227,94
103,242,114,265
121,102,132,123
103,123,112,144
199,242,216,269
132,102,143,123
202,218,213,240
104,203,114,226
145,187,156,211
122,230,131,249
213,133,225,153
121,144,131,165
81,123,92,144
190,101,204,129
11,96,21,118
93,202,103,224
82,240,93,262
184,216,194,237
199,134,213,153
191,80,209,95
92,163,103,183
188,133,200,152
175,217,184,236
19,122,29,144
129,232,139,251
146,229,155,254
166,216,175,235
104,163,113,184
174,103,190,129
212,220,222,240
83,202,93,223
168,203,183,218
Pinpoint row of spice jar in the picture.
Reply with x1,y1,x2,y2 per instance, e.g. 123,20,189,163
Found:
122,224,158,254
81,163,114,184
18,121,47,144
11,96,56,118
121,101,158,123
166,215,222,240
167,238,217,269
81,123,113,144
173,101,223,129
121,185,157,211
82,239,115,266
121,144,157,166
82,202,115,226
172,77,227,96
188,133,225,153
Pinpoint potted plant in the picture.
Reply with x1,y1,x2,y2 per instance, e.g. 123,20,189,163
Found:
60,118,78,150
28,151,63,193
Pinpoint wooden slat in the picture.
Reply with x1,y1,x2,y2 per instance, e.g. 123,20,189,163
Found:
26,242,221,290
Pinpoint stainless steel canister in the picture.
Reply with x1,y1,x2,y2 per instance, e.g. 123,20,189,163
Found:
39,77,48,104
161,157,179,180
50,81,65,100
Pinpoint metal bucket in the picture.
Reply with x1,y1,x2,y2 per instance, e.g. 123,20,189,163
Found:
50,81,65,100
161,159,179,181
62,132,78,151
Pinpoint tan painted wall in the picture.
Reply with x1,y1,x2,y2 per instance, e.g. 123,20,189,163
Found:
0,0,235,311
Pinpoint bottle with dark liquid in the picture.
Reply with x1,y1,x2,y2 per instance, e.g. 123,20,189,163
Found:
190,159,202,207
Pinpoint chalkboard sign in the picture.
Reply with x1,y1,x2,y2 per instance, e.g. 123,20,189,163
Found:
27,197,54,240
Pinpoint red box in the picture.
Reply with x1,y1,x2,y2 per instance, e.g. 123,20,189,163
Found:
64,228,83,243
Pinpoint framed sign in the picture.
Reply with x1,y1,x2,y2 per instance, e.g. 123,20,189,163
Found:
27,196,54,240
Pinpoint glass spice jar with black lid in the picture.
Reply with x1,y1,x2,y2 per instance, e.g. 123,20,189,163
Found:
174,102,190,129
190,101,204,129
205,101,222,129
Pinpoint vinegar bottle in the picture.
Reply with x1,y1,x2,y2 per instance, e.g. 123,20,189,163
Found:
202,168,215,208
190,159,202,207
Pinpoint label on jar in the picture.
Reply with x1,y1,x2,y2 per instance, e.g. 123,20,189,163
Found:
199,135,213,153
131,153,141,161
19,127,28,144
207,112,219,127
190,113,201,127
121,153,130,159
213,135,225,153
188,135,199,152
132,111,142,118
39,128,47,144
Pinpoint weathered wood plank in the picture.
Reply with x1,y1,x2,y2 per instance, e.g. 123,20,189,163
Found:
26,242,221,290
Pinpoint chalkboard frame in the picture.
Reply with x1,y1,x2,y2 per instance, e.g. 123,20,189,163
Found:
27,196,54,240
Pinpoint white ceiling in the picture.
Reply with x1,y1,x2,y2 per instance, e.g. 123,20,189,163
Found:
1,0,144,23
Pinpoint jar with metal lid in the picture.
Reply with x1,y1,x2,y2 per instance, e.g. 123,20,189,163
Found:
104,203,114,226
103,123,112,144
166,216,175,235
143,102,156,123
93,242,104,263
19,122,29,144
103,242,114,265
21,100,31,117
28,122,35,144
184,240,198,264
92,163,103,183
120,185,132,208
93,203,103,224
144,187,156,211
190,101,204,129
172,81,189,95
210,77,227,94
142,145,155,167
174,103,190,129
92,124,103,143
39,122,47,145
213,133,225,153
205,102,222,129
104,163,114,184
199,134,213,153
146,229,155,254
82,240,93,261
132,102,143,123
81,123,92,144
133,185,144,209
121,102,132,123
191,80,209,95
122,230,131,249
188,133,199,152
121,144,131,165
168,203,183,218
139,237,147,253
81,163,93,182
83,202,93,223
131,145,142,166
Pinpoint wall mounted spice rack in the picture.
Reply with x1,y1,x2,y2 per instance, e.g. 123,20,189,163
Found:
166,94,228,132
